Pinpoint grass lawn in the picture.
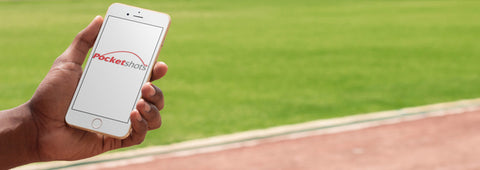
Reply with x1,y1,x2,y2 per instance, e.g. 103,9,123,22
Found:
1,0,480,148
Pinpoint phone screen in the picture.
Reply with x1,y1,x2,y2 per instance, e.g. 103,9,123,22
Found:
71,15,164,123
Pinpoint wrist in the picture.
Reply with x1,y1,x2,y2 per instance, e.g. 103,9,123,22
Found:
0,103,39,169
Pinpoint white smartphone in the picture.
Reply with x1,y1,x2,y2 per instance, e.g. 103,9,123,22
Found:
65,3,170,139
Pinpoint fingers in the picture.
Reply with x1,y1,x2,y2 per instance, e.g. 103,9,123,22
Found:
150,61,168,81
59,16,103,65
120,85,163,147
141,83,165,111
139,83,164,130
136,99,162,130
122,110,148,147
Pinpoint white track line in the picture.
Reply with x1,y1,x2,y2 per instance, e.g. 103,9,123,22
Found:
15,98,480,170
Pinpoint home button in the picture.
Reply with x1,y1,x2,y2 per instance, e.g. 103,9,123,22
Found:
92,118,102,129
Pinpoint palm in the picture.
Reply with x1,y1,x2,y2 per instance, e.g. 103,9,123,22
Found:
29,59,106,160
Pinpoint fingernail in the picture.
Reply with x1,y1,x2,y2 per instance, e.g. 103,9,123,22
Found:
136,112,143,122
144,103,151,112
149,83,156,97
93,15,101,22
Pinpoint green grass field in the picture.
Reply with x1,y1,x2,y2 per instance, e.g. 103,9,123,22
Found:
1,0,480,148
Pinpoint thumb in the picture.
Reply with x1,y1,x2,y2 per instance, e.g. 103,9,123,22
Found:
60,16,103,65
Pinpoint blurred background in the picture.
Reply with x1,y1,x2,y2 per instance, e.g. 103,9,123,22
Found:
1,0,480,150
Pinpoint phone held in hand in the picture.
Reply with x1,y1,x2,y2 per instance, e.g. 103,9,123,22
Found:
65,3,171,139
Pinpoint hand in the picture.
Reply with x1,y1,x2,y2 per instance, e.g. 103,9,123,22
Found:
0,16,167,167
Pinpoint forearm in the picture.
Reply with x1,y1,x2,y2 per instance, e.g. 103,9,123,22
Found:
0,103,39,169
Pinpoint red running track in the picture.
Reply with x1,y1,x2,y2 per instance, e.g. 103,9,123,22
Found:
99,110,480,170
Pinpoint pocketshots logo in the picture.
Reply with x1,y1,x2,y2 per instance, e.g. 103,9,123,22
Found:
92,51,148,71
